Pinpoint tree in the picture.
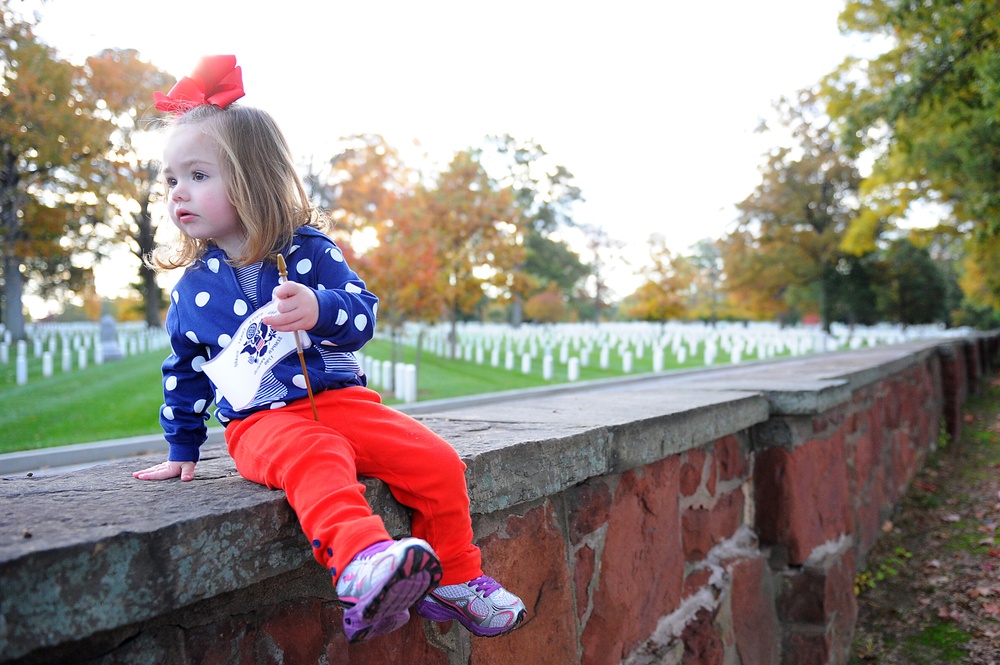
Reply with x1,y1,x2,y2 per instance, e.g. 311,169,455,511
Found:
825,255,881,326
307,133,411,233
310,134,444,363
684,239,728,322
619,234,689,321
424,149,522,353
85,48,175,328
723,91,863,330
824,0,1000,306
877,237,948,324
1,8,112,338
481,135,585,324
353,191,444,362
523,282,568,323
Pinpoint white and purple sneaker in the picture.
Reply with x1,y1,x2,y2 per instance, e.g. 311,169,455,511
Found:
417,574,526,637
335,537,442,643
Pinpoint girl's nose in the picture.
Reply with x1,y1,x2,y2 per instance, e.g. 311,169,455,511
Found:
171,184,187,201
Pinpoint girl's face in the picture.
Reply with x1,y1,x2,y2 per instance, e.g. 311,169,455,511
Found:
162,125,244,257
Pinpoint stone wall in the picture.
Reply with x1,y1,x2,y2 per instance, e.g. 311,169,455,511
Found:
2,333,998,665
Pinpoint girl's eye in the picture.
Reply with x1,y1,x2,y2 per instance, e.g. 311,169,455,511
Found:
193,172,207,181
165,177,177,188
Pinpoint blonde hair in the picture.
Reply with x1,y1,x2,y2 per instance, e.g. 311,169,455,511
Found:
148,104,327,270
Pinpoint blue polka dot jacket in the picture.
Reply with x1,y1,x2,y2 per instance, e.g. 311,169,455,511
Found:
161,227,378,462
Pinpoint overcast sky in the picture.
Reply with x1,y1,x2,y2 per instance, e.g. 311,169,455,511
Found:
27,0,886,303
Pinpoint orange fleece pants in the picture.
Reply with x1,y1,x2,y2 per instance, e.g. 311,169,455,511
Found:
224,385,483,586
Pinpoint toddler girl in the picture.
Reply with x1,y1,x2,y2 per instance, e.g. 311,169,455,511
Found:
132,55,525,643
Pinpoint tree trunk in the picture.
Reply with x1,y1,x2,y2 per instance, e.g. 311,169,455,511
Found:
136,185,162,328
2,252,25,340
1,152,26,340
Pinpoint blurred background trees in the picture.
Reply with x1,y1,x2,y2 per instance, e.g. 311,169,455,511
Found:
4,0,1000,339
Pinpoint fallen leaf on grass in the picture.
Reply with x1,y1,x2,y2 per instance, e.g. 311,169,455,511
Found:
969,587,993,598
983,603,1000,615
989,549,1000,558
943,513,962,522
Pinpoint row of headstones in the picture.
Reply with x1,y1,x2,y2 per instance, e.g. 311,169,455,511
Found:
1,322,170,386
376,319,962,379
355,352,418,403
398,328,837,374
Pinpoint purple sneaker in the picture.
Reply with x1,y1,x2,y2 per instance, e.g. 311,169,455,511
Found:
335,537,442,643
417,575,526,637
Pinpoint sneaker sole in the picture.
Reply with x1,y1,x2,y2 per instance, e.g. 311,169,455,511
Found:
344,541,443,643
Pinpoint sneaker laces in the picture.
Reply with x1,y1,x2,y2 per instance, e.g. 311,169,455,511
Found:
468,574,501,597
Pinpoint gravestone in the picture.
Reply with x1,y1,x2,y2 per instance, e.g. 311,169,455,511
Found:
100,314,124,361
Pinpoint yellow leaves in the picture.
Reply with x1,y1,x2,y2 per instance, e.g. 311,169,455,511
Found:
842,209,881,255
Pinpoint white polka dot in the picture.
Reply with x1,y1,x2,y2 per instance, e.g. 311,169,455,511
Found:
172,290,179,303
218,334,232,347
328,246,344,262
192,356,206,372
234,300,248,316
270,401,286,409
195,292,211,307
372,302,378,318
296,258,312,275
289,245,300,255
165,376,178,391
207,258,220,273
218,413,230,423
345,283,362,294
162,406,175,421
317,284,326,290
320,340,337,347
193,399,207,413
185,330,200,344
335,309,348,326
354,314,368,331
292,374,308,389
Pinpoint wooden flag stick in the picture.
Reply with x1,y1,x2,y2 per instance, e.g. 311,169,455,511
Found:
276,254,319,421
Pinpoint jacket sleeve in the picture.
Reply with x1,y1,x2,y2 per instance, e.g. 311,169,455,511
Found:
160,297,215,462
290,236,378,352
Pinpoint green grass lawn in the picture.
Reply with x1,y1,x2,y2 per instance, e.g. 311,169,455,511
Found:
0,337,717,453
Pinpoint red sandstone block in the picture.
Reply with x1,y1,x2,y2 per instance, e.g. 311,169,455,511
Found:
683,566,712,600
258,599,327,664
682,508,713,562
782,632,832,665
754,441,852,564
682,490,745,563
680,449,707,497
710,490,744,546
567,479,613,544
777,545,856,664
728,556,780,665
471,501,577,665
680,607,725,665
580,457,683,664
715,435,748,481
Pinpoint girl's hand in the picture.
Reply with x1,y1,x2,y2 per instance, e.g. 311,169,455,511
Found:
264,281,319,332
133,460,197,482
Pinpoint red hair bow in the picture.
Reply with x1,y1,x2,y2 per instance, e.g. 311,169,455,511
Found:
153,55,245,114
